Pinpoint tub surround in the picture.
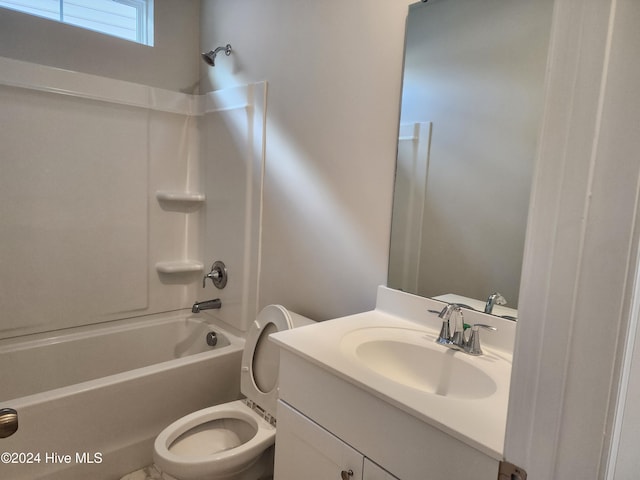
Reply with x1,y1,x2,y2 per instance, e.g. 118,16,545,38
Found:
271,286,515,479
0,56,253,116
0,56,267,338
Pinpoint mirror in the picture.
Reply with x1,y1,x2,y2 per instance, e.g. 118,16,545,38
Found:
388,0,553,317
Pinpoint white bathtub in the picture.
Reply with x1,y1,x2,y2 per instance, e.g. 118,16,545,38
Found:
0,311,245,480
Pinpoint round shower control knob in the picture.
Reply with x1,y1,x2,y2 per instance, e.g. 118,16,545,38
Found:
340,469,354,480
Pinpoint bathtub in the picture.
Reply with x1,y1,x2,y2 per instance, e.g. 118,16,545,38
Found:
0,311,245,480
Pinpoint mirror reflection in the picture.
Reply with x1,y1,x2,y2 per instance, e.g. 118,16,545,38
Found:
388,0,553,317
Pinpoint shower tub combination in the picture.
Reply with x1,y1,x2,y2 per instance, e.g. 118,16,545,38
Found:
0,311,244,480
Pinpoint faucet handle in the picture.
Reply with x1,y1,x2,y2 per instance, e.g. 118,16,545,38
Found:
202,269,220,288
449,308,466,350
434,304,465,349
436,318,452,346
202,260,228,289
465,324,497,356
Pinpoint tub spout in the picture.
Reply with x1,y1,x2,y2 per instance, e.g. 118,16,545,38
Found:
192,298,222,313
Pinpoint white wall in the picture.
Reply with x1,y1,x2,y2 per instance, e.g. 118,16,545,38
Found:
0,0,201,92
200,0,413,320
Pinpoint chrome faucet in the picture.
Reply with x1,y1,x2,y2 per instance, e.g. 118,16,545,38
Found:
435,303,466,350
434,304,497,355
192,298,222,313
484,292,507,314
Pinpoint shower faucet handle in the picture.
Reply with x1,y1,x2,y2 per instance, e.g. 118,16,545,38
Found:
203,260,228,289
202,270,220,287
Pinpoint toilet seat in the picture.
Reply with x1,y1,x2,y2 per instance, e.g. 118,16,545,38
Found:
154,400,275,480
240,304,295,420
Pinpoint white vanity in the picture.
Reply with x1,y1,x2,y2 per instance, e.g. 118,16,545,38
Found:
270,286,515,480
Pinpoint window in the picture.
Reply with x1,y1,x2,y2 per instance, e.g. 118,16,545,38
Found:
0,0,154,46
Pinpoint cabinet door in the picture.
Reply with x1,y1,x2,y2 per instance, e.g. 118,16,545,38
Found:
363,458,400,480
274,400,363,480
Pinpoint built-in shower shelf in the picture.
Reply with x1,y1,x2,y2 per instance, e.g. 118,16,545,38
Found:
155,191,206,204
155,261,204,274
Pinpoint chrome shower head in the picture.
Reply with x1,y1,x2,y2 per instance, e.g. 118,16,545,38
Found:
201,44,232,67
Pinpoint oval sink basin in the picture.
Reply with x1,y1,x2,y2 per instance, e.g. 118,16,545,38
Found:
341,328,497,400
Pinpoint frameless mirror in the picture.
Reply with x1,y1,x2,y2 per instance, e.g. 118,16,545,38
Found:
388,0,553,317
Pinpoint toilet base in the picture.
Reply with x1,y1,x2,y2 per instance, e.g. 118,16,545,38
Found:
158,450,272,480
123,447,273,480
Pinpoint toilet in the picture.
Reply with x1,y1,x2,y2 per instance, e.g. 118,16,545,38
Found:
153,305,313,480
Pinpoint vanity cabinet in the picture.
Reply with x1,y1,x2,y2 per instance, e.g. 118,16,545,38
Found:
274,400,399,480
272,346,500,480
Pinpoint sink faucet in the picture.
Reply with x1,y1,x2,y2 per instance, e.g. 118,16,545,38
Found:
434,304,497,355
484,292,507,314
192,298,222,313
435,303,466,350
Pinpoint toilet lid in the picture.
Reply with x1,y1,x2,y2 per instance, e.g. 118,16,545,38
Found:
240,305,293,419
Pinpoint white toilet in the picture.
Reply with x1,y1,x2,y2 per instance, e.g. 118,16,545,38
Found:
153,305,312,480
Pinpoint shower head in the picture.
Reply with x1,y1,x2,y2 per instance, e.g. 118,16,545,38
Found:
201,44,232,67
